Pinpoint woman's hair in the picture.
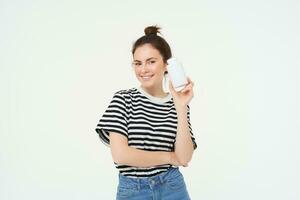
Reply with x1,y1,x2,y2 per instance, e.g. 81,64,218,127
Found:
132,25,172,65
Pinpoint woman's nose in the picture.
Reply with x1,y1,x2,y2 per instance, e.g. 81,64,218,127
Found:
140,63,149,72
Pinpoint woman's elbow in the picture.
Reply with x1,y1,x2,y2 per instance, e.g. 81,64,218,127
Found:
176,151,193,166
178,158,191,166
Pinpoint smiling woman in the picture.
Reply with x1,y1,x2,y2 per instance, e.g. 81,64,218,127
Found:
131,26,172,98
132,44,168,98
95,25,197,200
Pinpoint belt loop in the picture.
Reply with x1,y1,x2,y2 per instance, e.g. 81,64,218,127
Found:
137,178,140,190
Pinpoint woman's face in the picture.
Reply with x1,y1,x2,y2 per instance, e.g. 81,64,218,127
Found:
132,44,166,90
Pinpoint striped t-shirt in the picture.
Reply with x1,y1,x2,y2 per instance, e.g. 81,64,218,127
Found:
95,86,197,178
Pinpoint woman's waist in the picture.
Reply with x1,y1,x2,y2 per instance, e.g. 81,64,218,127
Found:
118,167,180,186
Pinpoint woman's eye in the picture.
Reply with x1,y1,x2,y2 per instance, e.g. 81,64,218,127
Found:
150,61,156,64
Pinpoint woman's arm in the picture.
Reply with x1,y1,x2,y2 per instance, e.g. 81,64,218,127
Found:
174,106,195,166
109,132,180,167
168,78,195,166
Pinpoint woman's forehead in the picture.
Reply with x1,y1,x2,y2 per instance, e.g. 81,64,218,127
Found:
133,44,161,60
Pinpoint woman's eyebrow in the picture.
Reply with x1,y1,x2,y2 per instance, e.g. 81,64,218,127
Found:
133,57,158,62
146,57,158,61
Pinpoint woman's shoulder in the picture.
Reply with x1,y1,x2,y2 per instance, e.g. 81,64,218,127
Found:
113,87,139,97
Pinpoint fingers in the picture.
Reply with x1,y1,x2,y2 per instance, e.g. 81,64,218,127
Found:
181,78,194,93
187,77,194,86
169,77,194,93
181,84,192,93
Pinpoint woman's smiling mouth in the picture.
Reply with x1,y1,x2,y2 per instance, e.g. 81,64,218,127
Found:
141,75,154,81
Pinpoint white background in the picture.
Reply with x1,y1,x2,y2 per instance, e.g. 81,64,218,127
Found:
1,0,299,199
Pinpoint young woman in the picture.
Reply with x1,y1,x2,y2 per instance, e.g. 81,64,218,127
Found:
95,25,197,200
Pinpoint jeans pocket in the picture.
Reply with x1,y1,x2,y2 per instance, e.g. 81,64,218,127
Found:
117,184,136,199
165,173,186,191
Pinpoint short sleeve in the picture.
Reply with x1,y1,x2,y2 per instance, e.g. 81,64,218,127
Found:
95,91,128,147
187,105,197,150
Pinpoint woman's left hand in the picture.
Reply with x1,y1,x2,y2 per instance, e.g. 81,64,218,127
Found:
169,77,194,111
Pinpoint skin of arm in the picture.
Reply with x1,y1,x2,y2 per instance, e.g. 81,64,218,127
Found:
109,132,181,168
174,106,195,166
168,78,196,166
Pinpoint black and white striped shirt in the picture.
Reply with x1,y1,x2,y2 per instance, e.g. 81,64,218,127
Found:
95,86,197,178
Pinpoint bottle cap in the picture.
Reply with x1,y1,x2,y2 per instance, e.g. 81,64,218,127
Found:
167,57,178,65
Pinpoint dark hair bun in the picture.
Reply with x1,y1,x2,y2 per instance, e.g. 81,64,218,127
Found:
144,25,161,36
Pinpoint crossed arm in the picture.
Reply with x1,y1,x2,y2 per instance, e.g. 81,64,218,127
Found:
109,108,194,167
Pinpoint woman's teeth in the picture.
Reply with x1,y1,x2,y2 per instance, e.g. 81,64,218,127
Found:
141,75,153,80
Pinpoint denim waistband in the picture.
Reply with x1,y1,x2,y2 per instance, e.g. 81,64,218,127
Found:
118,167,181,189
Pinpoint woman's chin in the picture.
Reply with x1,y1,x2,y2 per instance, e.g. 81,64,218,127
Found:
139,78,153,85
140,81,155,88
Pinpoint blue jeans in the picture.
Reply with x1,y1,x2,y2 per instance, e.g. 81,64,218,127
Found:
116,167,191,200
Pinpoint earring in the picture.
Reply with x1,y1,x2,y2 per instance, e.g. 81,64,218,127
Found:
163,72,169,93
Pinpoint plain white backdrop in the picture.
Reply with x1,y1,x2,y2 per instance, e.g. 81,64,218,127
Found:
1,0,299,199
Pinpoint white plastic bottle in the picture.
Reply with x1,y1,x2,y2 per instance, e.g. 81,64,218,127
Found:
167,58,188,92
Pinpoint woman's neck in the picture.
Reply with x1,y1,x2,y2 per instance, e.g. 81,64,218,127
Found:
141,85,169,98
